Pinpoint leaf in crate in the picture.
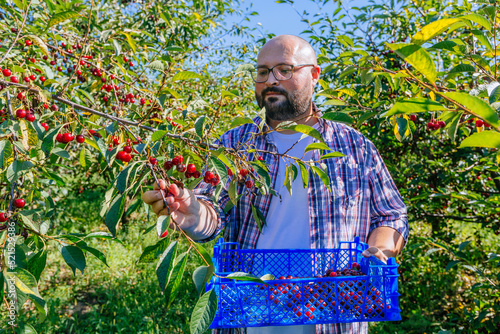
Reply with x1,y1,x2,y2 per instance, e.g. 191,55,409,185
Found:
105,193,126,236
165,250,189,306
156,241,177,291
225,272,266,284
260,274,275,281
193,265,215,295
190,289,218,334
61,245,86,275
156,215,171,238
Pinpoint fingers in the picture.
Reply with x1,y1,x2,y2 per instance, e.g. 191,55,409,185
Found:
362,246,388,263
152,179,167,191
169,183,185,198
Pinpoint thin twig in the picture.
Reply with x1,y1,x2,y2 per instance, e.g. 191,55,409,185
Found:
0,0,34,64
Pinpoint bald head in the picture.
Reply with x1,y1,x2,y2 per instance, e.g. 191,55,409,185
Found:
258,35,317,66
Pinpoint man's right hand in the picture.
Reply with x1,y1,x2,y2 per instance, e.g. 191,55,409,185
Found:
142,179,217,240
142,179,201,230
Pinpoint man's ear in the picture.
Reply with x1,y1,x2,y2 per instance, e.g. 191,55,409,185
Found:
311,65,321,86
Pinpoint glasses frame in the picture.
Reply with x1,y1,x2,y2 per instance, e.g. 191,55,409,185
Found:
250,64,316,83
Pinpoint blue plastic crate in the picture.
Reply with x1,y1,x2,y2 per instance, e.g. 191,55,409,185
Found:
206,237,401,329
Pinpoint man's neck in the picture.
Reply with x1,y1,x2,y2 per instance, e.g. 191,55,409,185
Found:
267,109,318,135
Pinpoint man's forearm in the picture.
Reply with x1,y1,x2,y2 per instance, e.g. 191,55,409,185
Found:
367,226,405,258
183,199,219,241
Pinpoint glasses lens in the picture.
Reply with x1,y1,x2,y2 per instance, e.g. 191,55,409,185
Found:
274,65,293,80
252,67,269,82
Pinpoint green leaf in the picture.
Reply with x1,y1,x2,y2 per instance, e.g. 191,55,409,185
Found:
25,35,49,55
472,30,492,51
281,124,324,143
193,242,213,268
192,265,215,295
411,18,462,45
151,130,167,142
165,251,189,306
8,268,47,320
297,161,309,189
15,323,38,334
51,147,70,159
146,60,164,71
47,11,81,29
0,140,12,169
79,147,92,170
116,162,138,194
225,272,266,284
61,245,86,275
228,179,237,206
385,98,447,117
189,289,217,334
156,241,178,291
41,126,61,155
320,152,346,160
460,13,492,31
446,260,461,271
7,160,34,183
105,193,126,236
112,39,121,56
311,165,331,191
194,115,206,138
323,99,346,106
208,156,228,185
386,43,437,83
321,112,354,124
156,215,171,238
489,84,500,104
138,237,171,263
27,250,46,282
251,203,266,232
459,131,500,149
172,71,201,81
443,92,500,128
447,64,476,75
447,111,463,142
304,142,331,153
121,32,137,54
429,40,458,51
229,116,254,128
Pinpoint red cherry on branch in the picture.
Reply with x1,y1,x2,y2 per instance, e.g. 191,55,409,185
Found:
14,199,25,208
240,168,248,177
10,76,18,83
2,68,11,77
164,161,173,170
17,92,25,100
123,146,132,153
476,119,484,127
16,109,26,118
40,76,46,82
76,135,85,143
29,74,36,81
245,180,253,188
149,157,158,165
41,123,49,131
0,212,8,222
25,114,35,122
187,164,196,173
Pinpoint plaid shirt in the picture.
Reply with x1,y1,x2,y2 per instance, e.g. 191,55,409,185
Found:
194,113,409,334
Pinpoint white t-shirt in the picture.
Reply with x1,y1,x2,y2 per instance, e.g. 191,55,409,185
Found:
248,125,319,334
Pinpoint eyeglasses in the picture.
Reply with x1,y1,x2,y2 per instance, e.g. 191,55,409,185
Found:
250,64,316,83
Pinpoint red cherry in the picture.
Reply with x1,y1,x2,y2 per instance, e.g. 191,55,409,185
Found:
0,212,8,222
163,160,173,170
17,92,25,100
176,163,186,172
61,42,66,47
29,74,36,81
56,133,64,143
245,180,253,188
160,230,168,238
40,76,46,82
257,155,263,161
476,119,484,127
23,77,30,83
227,168,233,176
123,145,132,153
239,168,248,177
43,103,48,109
186,164,196,173
2,68,11,77
57,66,63,72
76,70,82,76
116,151,131,162
204,171,214,180
16,109,26,118
101,77,106,83
210,177,220,186
123,56,129,62
172,155,183,165
41,122,49,131
129,61,133,67
25,40,32,46
14,199,25,208
25,114,35,122
149,157,158,165
140,98,145,105
438,121,446,128
63,133,74,143
410,114,417,122
50,60,56,66
76,135,85,143
110,75,115,80
193,170,201,178
10,76,18,83
50,105,58,111
43,55,48,60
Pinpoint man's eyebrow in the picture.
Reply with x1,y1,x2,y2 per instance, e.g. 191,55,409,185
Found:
256,63,289,68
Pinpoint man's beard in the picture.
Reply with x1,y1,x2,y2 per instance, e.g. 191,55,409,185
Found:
256,87,311,121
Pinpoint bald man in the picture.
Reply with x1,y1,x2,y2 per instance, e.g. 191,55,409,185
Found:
143,35,408,334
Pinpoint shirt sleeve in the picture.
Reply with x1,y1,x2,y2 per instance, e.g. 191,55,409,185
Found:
366,140,409,245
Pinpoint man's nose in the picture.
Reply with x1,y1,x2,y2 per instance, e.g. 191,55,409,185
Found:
265,70,279,86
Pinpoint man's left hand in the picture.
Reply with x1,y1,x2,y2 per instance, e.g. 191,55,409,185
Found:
362,246,389,263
